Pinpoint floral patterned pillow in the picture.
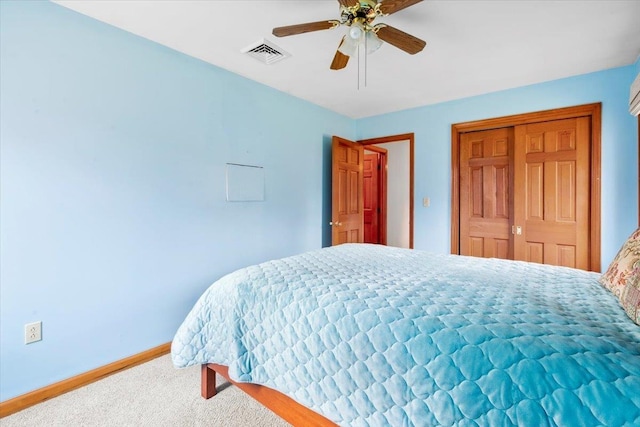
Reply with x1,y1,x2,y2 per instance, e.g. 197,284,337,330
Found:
620,263,640,325
599,228,640,298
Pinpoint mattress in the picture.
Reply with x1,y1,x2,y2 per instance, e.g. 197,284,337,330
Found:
171,244,640,426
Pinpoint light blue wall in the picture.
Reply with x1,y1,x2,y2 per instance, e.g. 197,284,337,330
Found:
2,0,638,404
0,1,354,400
357,66,639,267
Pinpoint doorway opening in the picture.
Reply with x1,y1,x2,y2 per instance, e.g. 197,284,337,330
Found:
360,134,414,249
330,133,414,248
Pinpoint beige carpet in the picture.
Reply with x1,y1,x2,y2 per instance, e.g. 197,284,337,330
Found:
2,355,291,427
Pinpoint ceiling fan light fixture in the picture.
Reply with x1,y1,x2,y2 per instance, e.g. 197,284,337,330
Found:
271,0,426,70
365,31,383,54
338,34,359,57
349,25,363,40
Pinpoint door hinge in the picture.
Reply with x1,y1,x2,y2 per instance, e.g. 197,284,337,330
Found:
511,225,522,235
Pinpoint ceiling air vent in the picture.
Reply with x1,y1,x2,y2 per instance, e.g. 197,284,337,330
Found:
242,39,291,65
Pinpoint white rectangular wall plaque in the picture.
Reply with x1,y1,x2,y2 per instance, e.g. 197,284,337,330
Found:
225,163,265,202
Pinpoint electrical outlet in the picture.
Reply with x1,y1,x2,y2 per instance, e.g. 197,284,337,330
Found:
25,321,42,344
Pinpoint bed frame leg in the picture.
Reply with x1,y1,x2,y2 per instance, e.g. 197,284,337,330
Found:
201,364,217,399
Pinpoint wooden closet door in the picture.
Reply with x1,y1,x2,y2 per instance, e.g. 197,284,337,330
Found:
513,118,590,269
459,128,514,259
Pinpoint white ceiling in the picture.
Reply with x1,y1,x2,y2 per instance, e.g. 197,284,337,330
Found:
53,0,640,119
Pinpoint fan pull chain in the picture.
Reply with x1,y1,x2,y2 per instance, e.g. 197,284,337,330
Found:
364,32,368,88
356,36,369,91
357,41,360,90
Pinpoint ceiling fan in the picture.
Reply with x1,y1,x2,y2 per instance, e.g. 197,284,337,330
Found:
272,0,426,70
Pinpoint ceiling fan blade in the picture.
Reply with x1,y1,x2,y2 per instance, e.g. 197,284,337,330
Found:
273,20,339,37
375,25,426,55
378,0,423,15
338,0,360,8
331,37,350,70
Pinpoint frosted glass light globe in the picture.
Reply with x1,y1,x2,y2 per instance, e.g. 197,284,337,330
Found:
349,26,362,40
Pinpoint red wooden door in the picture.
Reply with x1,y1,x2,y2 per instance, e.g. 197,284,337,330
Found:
364,152,381,243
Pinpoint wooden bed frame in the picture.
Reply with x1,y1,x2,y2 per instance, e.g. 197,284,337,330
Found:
201,364,337,427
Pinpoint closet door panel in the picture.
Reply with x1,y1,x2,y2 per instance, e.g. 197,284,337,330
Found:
513,117,590,269
459,128,514,260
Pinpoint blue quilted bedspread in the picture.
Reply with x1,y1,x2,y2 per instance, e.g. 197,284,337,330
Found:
171,244,640,426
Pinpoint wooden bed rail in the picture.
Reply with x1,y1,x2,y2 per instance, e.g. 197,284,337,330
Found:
201,364,337,427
